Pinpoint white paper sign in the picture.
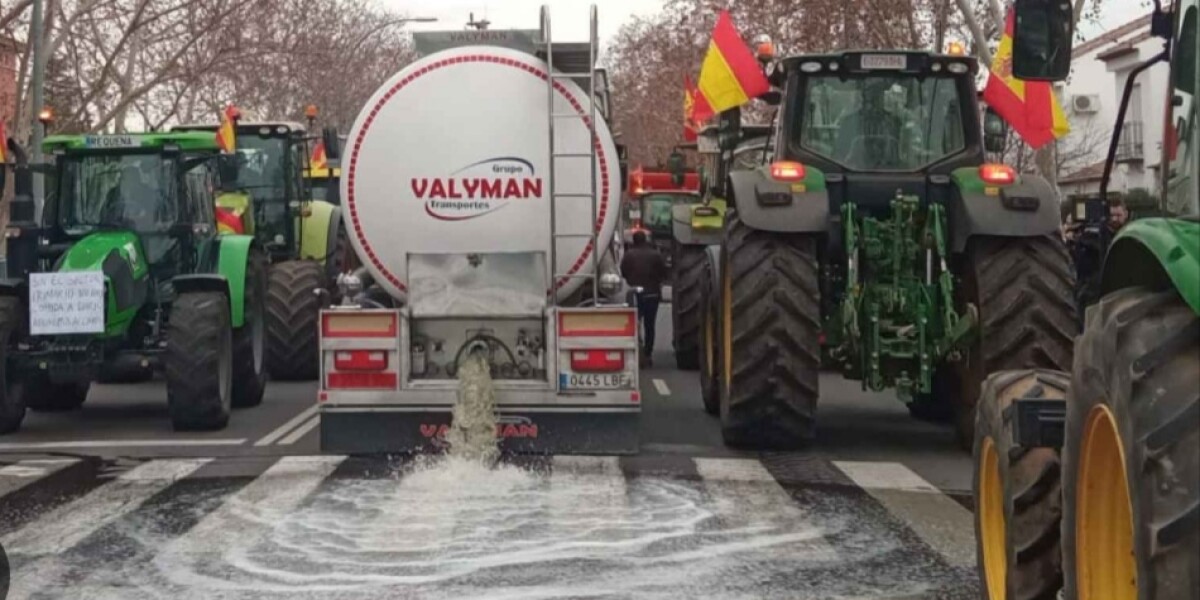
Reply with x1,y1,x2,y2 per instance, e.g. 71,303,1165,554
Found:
29,272,106,335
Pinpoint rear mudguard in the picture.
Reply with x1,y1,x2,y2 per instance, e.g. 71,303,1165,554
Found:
672,199,727,246
1102,217,1200,315
56,231,149,337
949,168,1061,253
298,200,338,266
177,234,255,327
726,168,830,233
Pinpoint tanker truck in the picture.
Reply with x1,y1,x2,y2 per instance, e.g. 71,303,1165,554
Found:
317,5,639,455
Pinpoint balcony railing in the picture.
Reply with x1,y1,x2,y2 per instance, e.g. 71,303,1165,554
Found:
1115,120,1144,162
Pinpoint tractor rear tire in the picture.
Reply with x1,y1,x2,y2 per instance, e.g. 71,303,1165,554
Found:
698,252,720,416
266,260,325,381
719,212,819,449
1062,287,1199,599
973,369,1067,600
166,292,233,431
672,243,706,370
26,381,90,412
0,297,28,434
958,235,1076,449
232,248,268,408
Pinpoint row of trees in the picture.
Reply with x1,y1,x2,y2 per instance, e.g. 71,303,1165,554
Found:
604,0,1105,176
1,0,419,139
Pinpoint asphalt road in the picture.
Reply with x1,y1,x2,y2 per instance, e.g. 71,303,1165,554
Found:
0,305,978,599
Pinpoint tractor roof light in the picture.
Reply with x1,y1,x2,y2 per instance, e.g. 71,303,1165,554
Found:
305,104,319,120
37,106,54,125
769,160,806,182
979,163,1017,186
752,34,775,61
947,41,966,56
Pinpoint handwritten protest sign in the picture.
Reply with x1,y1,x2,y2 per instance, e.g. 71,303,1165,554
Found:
29,272,106,335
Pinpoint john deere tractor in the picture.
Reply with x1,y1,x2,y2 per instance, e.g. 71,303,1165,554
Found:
173,120,351,380
703,50,1077,449
971,1,1198,598
0,132,266,433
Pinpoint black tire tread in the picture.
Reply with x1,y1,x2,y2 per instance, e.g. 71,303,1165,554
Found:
265,260,325,381
973,368,1068,600
0,297,25,434
166,292,231,431
232,249,268,408
672,243,707,370
698,251,719,416
720,212,819,448
1062,287,1200,599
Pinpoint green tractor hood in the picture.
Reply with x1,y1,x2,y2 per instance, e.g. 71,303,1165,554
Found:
56,231,150,337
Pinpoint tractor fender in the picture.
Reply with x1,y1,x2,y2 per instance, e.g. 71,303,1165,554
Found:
197,233,258,328
949,174,1061,253
1102,217,1200,315
0,279,24,300
299,200,337,265
727,169,829,233
671,204,723,246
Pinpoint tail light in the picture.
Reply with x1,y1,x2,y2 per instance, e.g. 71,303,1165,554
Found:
979,163,1017,186
334,350,387,371
322,311,397,338
769,161,806,182
559,311,636,337
571,350,625,372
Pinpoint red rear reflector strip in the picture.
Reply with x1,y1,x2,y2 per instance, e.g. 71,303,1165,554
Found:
327,372,397,389
322,312,397,338
570,349,625,372
559,312,636,337
334,350,387,371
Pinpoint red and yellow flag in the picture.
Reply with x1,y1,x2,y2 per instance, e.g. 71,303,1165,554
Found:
696,11,770,114
684,75,714,142
310,139,329,171
215,105,240,154
0,121,7,163
982,9,1070,149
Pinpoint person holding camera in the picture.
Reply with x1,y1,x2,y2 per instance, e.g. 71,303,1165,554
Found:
1064,196,1128,322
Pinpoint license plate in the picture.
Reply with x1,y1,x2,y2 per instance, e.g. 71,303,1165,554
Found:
561,372,631,389
861,54,907,70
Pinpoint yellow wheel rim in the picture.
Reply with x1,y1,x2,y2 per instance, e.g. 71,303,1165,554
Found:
1077,405,1136,600
721,259,732,399
978,436,1008,600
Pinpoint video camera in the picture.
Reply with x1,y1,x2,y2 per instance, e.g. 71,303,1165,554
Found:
1066,195,1113,321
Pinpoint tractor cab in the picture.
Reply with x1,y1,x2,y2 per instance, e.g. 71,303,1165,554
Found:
625,167,701,238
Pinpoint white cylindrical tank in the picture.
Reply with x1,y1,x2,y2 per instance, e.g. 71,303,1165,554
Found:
341,46,621,303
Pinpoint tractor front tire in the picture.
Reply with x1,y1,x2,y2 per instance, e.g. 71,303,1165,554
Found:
232,248,268,408
671,243,706,370
973,369,1067,600
1062,287,1199,599
719,212,819,449
166,292,233,431
0,297,28,434
698,252,720,416
958,235,1076,449
266,260,325,381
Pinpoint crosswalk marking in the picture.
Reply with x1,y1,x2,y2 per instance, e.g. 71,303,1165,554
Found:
834,460,975,567
0,439,245,451
254,404,319,446
652,378,671,396
3,458,210,556
278,416,320,445
0,458,79,499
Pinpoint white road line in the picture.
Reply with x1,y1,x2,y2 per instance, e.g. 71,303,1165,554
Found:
0,439,245,451
277,416,320,446
834,460,975,567
694,458,838,561
254,404,319,446
3,458,210,556
652,378,671,396
160,455,344,557
0,459,79,499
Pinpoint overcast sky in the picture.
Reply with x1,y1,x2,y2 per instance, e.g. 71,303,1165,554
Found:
381,0,1151,52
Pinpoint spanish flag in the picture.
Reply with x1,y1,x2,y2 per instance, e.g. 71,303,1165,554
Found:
696,11,770,114
982,9,1070,149
310,139,329,172
0,121,7,163
684,75,714,142
215,105,240,154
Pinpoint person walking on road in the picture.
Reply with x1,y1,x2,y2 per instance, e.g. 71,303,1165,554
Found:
620,231,668,367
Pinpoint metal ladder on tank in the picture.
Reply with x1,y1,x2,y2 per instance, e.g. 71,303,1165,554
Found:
541,4,600,307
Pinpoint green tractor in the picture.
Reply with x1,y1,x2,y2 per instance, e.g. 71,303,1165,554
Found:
173,119,351,381
0,132,266,433
972,0,1198,598
702,49,1078,449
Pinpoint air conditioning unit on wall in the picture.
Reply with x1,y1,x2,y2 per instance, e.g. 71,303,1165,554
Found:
1072,94,1100,113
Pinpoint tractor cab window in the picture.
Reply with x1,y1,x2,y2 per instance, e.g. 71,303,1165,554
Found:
640,194,695,233
1165,4,1198,216
795,75,966,171
59,153,178,236
229,135,287,199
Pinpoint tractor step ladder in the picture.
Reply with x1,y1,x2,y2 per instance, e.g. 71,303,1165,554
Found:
542,4,600,307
